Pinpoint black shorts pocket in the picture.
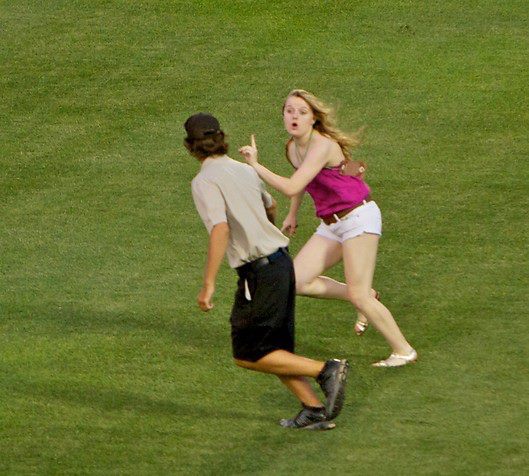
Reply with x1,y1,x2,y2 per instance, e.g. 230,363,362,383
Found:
230,276,256,328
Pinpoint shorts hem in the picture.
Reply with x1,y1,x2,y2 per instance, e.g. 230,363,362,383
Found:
341,230,381,242
233,345,294,363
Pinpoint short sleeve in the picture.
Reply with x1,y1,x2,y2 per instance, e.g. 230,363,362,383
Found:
191,178,227,233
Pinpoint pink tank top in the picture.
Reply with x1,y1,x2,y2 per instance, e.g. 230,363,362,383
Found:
305,166,370,217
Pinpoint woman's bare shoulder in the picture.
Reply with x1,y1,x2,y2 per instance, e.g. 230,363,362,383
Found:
317,134,344,164
313,133,337,150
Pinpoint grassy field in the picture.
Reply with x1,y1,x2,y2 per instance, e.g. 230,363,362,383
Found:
1,0,528,474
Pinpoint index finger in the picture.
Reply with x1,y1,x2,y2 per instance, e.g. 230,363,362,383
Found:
251,134,256,148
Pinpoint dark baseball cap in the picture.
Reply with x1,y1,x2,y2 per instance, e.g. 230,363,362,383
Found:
184,113,221,139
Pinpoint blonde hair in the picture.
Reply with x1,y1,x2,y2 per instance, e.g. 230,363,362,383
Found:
284,89,361,160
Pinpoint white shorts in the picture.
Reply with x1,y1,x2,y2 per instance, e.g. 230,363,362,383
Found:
315,200,382,243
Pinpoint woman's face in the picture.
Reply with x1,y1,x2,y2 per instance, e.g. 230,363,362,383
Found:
283,96,315,137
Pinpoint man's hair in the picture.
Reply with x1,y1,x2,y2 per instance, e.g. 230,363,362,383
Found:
184,132,229,159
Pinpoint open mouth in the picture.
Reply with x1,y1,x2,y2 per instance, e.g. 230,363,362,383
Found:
291,122,298,128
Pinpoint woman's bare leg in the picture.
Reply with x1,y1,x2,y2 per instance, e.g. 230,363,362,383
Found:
293,234,373,326
341,233,413,355
293,234,345,298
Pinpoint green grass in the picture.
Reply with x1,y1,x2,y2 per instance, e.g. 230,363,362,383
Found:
1,0,528,474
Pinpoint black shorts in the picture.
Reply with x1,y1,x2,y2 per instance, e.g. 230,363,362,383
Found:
230,250,295,362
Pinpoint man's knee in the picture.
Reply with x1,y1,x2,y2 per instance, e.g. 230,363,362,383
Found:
234,358,253,369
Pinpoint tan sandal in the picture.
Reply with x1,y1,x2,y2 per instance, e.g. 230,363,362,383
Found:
372,349,418,368
354,319,369,336
354,291,380,336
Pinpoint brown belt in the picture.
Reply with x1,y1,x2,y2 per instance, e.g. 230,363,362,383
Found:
321,197,372,225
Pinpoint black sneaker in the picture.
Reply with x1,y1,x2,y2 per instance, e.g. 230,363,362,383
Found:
279,405,336,430
316,359,349,420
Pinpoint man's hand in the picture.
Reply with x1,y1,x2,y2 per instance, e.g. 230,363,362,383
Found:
198,222,229,313
238,134,258,166
197,283,215,311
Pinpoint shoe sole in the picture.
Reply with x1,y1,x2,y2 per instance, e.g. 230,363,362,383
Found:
303,421,336,431
279,419,336,430
326,360,349,420
372,359,417,368
372,351,418,368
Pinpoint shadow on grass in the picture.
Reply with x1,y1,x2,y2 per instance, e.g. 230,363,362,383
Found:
5,373,267,423
4,302,224,349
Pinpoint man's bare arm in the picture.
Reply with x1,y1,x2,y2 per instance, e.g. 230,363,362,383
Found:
198,222,230,311
265,197,277,225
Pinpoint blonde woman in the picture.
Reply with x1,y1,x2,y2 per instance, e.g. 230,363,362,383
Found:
239,90,417,367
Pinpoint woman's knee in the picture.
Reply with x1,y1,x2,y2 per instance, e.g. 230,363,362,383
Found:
293,257,323,296
293,262,308,294
347,288,371,310
295,278,312,295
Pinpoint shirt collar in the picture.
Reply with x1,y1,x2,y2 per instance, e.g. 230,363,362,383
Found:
200,154,229,169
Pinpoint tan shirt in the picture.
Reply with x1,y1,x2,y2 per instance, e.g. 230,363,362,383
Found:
191,155,289,268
